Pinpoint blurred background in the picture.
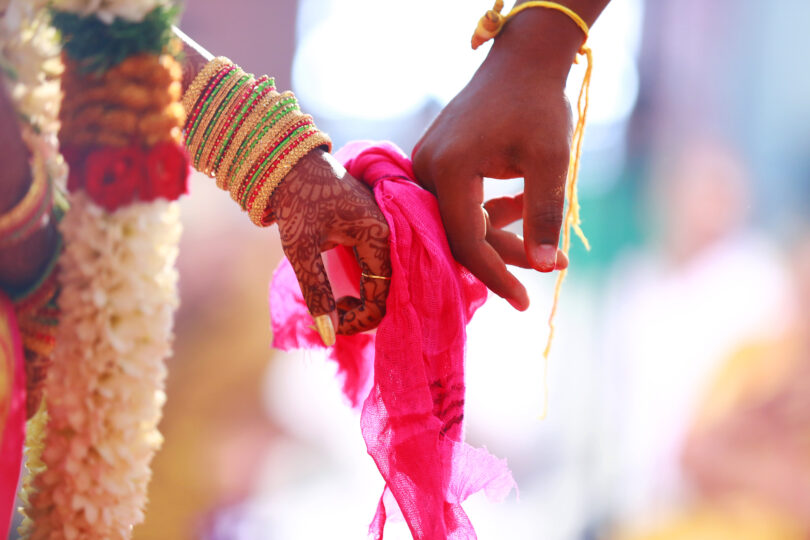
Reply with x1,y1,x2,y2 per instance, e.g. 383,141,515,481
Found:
127,0,809,538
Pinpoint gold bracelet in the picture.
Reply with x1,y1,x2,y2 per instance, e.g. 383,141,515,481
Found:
181,56,232,116
228,107,305,204
188,68,247,171
198,72,255,175
215,90,286,190
0,153,50,249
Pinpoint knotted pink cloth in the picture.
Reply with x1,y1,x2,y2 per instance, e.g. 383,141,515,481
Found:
270,141,515,539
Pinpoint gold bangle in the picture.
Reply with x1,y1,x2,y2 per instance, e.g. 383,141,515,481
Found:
0,152,50,248
181,56,232,116
198,73,255,175
229,108,306,205
188,68,247,171
248,130,332,227
215,89,287,190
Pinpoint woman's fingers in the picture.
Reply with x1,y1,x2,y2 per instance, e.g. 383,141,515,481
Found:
338,236,391,335
271,150,393,340
281,236,338,346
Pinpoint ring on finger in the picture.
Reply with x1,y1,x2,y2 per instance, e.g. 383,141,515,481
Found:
362,272,392,281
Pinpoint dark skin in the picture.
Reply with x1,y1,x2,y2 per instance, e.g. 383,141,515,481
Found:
413,0,610,310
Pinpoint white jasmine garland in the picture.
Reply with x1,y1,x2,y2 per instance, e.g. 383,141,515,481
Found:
27,194,180,539
0,0,65,179
5,0,186,537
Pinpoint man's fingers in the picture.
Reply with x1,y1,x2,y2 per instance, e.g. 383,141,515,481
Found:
523,159,568,272
484,194,524,229
485,197,568,271
282,237,337,346
486,227,531,269
435,174,529,310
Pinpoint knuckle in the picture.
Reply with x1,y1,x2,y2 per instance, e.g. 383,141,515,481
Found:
527,200,563,228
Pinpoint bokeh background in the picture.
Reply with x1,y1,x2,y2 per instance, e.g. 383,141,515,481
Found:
82,0,810,538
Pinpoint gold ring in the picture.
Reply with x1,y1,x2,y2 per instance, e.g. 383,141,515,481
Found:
362,272,391,281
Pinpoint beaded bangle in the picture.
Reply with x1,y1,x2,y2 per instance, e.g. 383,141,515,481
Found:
227,100,300,202
209,77,275,179
239,118,315,206
186,66,238,162
196,72,252,173
231,109,304,203
181,57,331,227
184,64,235,144
182,56,232,115
216,90,288,190
200,76,260,174
0,153,53,249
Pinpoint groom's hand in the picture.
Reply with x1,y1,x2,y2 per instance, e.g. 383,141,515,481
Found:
412,2,607,310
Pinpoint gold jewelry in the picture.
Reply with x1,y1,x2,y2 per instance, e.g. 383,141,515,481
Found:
231,109,306,205
197,70,253,174
182,56,231,115
361,272,392,281
216,90,288,190
188,68,246,169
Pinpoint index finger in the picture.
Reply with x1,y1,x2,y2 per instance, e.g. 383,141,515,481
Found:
433,170,529,311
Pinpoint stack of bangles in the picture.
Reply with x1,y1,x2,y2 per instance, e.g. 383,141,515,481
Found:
182,57,331,226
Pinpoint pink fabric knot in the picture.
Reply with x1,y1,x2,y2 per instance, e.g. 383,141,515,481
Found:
270,141,515,539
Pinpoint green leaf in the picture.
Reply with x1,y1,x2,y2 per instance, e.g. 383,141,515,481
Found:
50,4,181,73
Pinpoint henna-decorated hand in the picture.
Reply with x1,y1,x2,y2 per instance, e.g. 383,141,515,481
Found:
269,149,391,343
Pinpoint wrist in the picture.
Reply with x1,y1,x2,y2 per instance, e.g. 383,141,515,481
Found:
487,7,584,83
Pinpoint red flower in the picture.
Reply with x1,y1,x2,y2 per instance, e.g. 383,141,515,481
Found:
84,147,143,212
142,142,190,203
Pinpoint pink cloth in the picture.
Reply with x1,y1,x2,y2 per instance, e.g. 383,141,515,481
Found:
0,292,26,538
270,141,515,539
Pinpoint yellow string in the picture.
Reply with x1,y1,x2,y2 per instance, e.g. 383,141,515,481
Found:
472,1,593,418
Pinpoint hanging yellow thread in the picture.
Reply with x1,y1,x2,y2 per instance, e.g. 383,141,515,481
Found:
471,1,593,417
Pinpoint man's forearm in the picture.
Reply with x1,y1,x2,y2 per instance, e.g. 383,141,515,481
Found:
492,0,610,83
515,0,610,27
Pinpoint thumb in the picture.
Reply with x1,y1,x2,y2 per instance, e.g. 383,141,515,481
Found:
523,159,568,272
282,238,338,347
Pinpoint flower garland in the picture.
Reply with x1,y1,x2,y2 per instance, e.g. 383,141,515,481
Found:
20,2,189,537
26,194,181,539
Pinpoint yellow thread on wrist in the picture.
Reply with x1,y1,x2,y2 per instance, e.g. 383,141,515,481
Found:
472,1,594,418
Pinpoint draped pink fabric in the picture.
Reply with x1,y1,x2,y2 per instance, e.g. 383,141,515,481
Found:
270,141,515,539
0,292,26,538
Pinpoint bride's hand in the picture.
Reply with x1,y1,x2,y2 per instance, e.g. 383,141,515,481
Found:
269,148,391,338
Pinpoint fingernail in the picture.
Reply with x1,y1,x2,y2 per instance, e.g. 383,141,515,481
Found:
533,244,557,272
313,314,336,347
507,296,529,311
